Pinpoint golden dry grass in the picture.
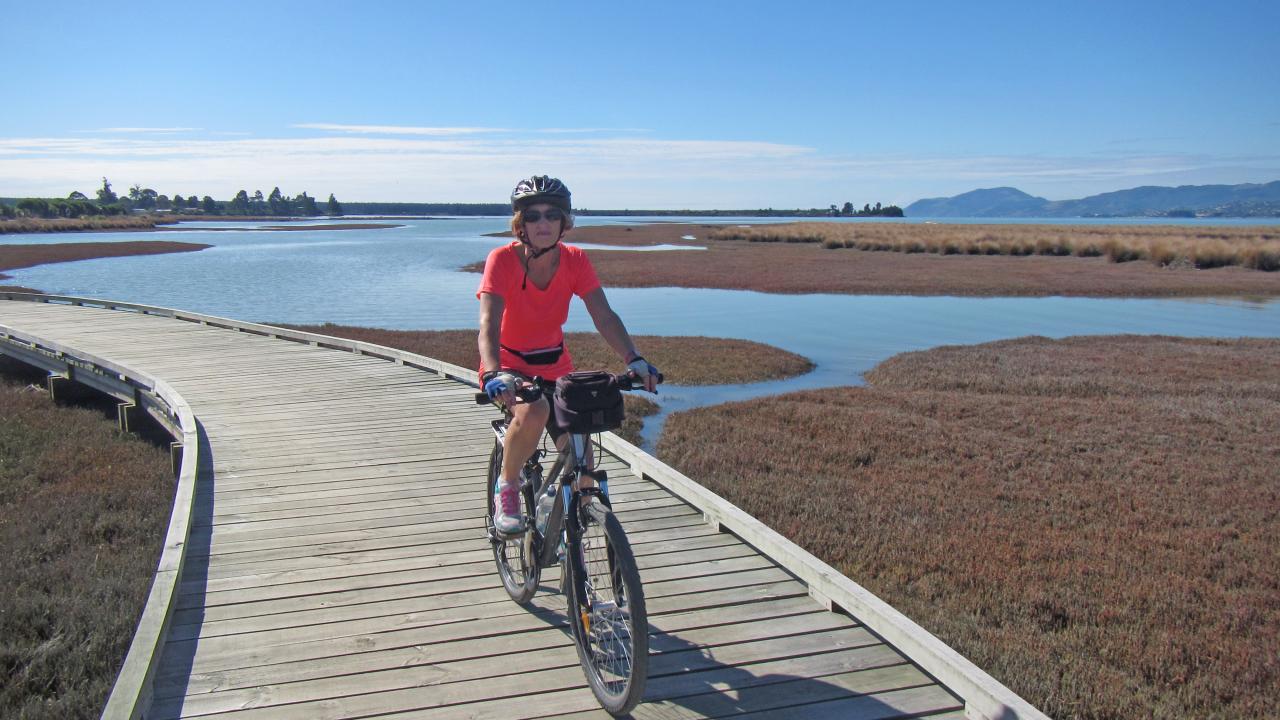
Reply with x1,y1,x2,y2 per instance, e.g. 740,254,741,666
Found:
709,222,1280,271
656,336,1280,719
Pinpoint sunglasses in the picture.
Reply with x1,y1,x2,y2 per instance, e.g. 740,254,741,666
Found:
522,208,565,223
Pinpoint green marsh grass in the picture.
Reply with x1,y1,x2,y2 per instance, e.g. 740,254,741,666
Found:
657,335,1280,719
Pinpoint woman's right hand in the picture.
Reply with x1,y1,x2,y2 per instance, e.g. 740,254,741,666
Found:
483,372,518,402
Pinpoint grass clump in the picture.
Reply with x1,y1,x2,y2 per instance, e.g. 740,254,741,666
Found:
657,335,1280,719
0,367,175,719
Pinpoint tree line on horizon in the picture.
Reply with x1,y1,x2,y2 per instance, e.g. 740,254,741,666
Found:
834,201,904,217
1,178,905,220
0,178,344,219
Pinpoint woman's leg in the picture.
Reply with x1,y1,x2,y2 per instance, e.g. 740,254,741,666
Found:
502,397,550,483
492,398,549,534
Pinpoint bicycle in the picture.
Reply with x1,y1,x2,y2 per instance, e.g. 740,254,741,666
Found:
475,370,658,716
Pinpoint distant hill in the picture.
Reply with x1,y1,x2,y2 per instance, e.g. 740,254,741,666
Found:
907,181,1280,218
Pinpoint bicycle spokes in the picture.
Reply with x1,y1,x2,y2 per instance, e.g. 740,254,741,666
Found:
570,499,647,713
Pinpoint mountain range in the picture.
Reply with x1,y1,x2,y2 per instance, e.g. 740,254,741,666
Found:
905,181,1280,218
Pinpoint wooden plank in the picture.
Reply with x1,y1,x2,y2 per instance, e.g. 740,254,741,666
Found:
155,621,882,720
159,615,876,719
199,530,741,584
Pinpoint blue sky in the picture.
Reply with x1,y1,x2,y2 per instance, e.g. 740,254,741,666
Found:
3,1,1277,208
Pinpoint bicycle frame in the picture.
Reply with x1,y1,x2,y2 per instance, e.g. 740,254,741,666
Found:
488,419,609,569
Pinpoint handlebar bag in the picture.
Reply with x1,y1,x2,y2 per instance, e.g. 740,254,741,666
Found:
553,371,624,433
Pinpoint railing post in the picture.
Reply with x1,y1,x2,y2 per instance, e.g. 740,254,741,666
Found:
118,387,142,433
47,373,94,403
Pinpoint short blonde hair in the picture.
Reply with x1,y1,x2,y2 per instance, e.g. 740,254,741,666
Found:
511,206,574,240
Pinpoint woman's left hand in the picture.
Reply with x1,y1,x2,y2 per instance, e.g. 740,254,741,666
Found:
627,356,659,393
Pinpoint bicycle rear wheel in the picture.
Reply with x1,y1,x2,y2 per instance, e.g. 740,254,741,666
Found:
566,496,649,716
485,442,539,603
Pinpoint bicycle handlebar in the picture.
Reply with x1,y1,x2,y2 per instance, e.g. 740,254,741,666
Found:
473,371,664,405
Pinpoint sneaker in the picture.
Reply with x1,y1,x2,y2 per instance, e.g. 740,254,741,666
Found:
492,481,527,536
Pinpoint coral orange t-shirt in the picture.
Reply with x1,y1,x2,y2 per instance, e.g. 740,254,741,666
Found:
476,242,602,380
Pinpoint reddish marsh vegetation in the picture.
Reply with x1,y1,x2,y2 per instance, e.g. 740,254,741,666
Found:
657,336,1280,719
0,367,175,718
559,223,1280,297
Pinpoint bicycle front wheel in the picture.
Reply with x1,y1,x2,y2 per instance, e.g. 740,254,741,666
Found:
566,496,649,716
485,442,539,603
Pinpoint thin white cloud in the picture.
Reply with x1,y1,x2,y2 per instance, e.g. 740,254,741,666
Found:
293,123,507,136
293,123,652,136
534,128,651,134
91,127,202,134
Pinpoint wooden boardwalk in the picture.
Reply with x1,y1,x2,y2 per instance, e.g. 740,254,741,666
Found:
0,295,1043,720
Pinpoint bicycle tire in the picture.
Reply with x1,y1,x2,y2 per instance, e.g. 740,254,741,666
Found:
485,442,539,604
566,496,649,716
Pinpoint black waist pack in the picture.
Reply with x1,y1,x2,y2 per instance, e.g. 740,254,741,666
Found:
501,342,564,366
553,371,624,433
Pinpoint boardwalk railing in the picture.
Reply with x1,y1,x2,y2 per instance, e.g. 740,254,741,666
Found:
1,292,1047,720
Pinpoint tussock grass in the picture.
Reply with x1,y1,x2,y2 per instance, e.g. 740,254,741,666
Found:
0,368,175,719
710,222,1280,271
657,336,1280,719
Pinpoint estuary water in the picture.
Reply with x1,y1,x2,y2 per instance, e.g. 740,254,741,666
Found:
5,217,1279,448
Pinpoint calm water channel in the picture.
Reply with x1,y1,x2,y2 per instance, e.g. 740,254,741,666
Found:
5,217,1279,449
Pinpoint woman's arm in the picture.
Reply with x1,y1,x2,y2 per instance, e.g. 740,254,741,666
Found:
581,287,638,362
478,291,505,375
582,287,657,391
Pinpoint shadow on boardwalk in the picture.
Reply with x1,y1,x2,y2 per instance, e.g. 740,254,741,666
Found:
526,574,962,719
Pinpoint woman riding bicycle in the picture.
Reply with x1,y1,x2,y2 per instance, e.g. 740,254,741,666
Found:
478,175,658,537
